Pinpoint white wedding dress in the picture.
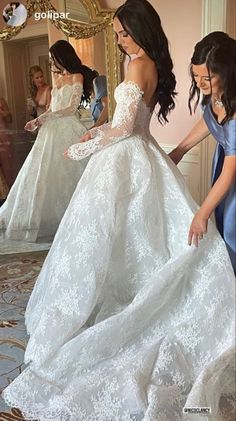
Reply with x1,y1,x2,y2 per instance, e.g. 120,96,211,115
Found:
3,81,235,420
0,82,88,253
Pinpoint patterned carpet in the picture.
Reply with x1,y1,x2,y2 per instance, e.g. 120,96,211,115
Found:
0,251,47,419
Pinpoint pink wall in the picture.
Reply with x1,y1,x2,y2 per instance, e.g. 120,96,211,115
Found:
100,0,203,144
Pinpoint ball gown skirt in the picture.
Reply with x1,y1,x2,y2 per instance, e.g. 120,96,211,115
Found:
2,81,235,420
0,83,89,253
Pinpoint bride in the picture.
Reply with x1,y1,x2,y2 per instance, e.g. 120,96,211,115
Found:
0,40,96,251
2,1,235,420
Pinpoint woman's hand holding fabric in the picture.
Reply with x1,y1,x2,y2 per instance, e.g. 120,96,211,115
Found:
188,211,208,247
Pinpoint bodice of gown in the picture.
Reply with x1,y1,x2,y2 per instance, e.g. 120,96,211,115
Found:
51,83,81,113
113,81,152,138
203,102,236,156
37,83,83,126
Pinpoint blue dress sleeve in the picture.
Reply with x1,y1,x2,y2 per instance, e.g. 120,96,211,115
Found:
93,76,107,101
223,119,236,156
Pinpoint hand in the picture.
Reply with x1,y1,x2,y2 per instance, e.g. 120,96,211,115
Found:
168,149,184,165
188,212,208,247
63,149,70,158
24,119,38,132
80,132,92,143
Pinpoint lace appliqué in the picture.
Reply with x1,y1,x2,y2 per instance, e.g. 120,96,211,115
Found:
38,83,83,126
67,81,144,161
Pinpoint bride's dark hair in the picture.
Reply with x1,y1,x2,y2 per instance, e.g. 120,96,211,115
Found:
49,40,97,104
114,0,177,124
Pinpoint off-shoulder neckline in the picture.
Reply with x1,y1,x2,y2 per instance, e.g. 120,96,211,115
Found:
120,81,152,110
121,80,144,94
53,82,83,91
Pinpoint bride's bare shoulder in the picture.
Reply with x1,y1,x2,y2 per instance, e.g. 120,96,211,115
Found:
71,73,84,83
125,57,157,91
54,72,84,88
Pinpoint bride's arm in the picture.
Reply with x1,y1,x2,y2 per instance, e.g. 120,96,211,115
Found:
66,80,143,161
38,83,83,125
25,81,83,131
66,61,147,161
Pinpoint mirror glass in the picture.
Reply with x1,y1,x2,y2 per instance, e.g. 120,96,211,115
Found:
65,0,91,23
65,0,108,127
0,0,110,185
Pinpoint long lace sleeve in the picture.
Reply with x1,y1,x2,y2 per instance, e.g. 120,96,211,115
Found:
38,83,83,125
67,81,144,160
89,122,112,138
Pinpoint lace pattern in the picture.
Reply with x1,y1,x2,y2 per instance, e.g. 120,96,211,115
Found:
38,82,83,125
67,81,148,160
1,80,235,420
0,82,88,247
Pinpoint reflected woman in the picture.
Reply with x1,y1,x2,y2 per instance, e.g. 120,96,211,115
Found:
0,40,96,250
26,65,51,121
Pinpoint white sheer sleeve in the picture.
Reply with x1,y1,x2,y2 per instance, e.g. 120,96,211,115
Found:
89,122,112,138
38,83,83,125
67,81,144,160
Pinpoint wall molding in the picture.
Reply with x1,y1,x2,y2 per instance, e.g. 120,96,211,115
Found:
200,0,227,203
202,0,226,34
13,22,48,40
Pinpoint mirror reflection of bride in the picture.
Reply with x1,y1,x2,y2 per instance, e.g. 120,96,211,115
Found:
0,40,96,251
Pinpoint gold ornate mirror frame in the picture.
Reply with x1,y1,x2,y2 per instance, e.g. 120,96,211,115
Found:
0,0,121,117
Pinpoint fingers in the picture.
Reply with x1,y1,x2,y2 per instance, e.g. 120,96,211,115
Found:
193,233,199,248
188,229,193,246
80,135,90,143
188,230,204,248
80,132,92,143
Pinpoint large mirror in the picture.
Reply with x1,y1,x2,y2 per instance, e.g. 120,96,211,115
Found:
0,0,121,183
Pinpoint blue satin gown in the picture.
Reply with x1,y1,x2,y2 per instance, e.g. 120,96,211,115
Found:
203,102,236,274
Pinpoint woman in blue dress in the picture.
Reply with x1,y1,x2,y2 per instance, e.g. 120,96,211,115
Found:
90,75,108,128
169,31,236,274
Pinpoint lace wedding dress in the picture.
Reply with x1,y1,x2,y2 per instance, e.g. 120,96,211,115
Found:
0,83,88,253
2,81,235,420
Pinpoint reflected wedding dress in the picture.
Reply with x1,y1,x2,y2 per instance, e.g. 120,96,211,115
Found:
3,81,235,420
0,82,88,252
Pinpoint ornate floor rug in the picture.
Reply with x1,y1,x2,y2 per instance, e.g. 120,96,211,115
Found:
0,251,47,419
